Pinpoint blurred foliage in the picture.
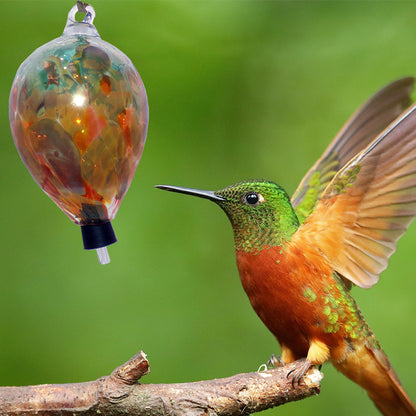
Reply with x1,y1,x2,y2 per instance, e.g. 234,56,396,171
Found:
1,1,415,415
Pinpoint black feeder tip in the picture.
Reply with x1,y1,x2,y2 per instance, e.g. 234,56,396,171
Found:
81,221,117,265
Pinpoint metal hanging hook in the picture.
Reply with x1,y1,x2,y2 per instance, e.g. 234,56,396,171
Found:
63,1,98,36
77,0,89,13
76,1,95,24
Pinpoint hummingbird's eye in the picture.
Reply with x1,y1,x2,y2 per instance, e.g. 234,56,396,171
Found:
243,192,264,206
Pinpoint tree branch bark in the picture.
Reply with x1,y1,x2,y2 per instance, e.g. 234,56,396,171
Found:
0,351,322,415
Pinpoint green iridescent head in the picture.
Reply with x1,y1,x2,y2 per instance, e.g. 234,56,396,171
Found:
156,180,300,252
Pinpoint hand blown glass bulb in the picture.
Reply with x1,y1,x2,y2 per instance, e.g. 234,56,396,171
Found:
9,3,149,264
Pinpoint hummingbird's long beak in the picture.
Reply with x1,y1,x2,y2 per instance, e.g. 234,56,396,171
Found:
155,185,226,202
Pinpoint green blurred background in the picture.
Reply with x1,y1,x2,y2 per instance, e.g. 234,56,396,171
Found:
1,1,415,415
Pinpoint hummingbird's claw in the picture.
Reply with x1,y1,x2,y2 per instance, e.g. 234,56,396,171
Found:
287,359,312,388
258,353,286,371
257,363,268,372
267,354,285,369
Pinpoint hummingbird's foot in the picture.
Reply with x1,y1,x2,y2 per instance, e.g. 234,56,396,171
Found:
287,359,312,388
257,363,268,372
267,354,285,369
258,354,285,371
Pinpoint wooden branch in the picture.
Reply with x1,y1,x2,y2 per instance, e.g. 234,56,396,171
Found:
0,351,322,416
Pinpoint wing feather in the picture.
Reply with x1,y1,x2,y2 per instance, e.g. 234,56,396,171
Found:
292,104,416,288
292,77,414,224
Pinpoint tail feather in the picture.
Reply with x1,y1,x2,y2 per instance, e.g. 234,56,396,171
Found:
367,347,416,416
333,342,416,416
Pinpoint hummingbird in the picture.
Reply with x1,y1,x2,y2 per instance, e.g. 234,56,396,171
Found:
156,77,416,416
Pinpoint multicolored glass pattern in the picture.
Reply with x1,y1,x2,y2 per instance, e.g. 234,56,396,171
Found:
9,16,148,226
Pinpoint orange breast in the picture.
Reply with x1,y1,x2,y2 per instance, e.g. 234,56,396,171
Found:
236,243,347,359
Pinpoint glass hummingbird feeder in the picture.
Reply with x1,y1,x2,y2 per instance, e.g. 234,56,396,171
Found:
9,1,149,264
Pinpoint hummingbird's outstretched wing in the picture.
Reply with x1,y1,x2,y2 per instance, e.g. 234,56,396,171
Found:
292,77,414,224
293,103,416,288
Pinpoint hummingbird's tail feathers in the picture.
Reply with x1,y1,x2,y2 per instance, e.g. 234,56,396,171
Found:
333,342,416,416
367,347,416,416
